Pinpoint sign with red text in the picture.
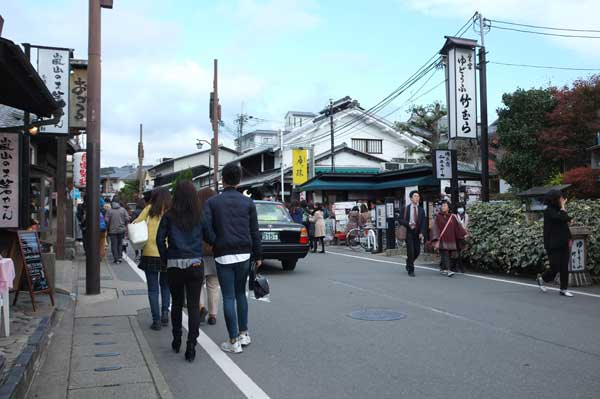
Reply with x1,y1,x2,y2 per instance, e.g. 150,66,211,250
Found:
73,151,87,188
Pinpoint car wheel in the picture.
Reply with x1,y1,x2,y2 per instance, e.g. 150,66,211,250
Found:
281,259,297,271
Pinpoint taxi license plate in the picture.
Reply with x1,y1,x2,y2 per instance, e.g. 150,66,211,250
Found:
262,231,279,242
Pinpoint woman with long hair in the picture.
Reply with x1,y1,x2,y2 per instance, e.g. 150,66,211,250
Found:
537,189,573,297
134,189,172,331
197,187,220,325
310,203,326,253
157,181,207,362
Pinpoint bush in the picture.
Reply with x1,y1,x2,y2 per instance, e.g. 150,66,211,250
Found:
464,200,600,276
563,167,600,199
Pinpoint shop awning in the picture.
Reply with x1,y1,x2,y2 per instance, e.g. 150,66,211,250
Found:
0,38,60,117
298,175,439,191
315,167,380,174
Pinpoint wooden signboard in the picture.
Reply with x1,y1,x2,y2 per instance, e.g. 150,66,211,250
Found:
13,230,54,311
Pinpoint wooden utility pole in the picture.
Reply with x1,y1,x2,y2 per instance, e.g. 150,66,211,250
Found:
478,12,490,202
211,59,220,192
137,123,144,196
86,0,112,295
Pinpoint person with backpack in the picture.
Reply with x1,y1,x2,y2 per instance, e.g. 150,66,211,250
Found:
105,196,130,264
134,189,172,331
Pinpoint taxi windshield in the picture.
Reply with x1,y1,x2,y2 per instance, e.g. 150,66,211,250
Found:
255,203,292,223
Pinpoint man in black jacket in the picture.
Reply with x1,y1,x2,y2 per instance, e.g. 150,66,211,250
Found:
204,162,262,353
401,190,427,277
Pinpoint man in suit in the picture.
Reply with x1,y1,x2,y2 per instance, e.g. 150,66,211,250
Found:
402,190,426,277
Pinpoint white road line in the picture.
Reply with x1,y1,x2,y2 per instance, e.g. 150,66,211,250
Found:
123,254,270,399
327,250,600,299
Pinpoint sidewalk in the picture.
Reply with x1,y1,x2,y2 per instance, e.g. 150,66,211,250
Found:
25,255,173,399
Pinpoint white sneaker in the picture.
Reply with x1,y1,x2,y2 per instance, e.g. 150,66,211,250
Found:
536,275,547,293
560,290,574,297
447,271,455,277
238,333,251,347
221,339,243,354
440,270,448,275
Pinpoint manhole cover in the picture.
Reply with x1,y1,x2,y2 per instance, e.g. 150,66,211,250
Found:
122,289,148,296
348,310,407,321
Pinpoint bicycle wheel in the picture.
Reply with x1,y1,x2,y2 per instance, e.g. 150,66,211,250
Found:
360,228,373,251
346,228,361,250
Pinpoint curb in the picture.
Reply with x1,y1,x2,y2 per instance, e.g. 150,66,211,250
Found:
0,309,58,399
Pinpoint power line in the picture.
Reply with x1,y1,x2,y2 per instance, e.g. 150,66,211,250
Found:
489,24,600,39
487,18,600,34
382,79,447,120
489,61,600,71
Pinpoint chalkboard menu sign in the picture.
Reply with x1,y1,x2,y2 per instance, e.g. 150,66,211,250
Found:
14,230,54,311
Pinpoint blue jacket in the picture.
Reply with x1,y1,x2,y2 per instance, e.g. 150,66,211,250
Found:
291,208,304,224
156,212,206,263
204,187,262,259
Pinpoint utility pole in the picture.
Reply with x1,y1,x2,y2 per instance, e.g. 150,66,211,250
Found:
210,59,220,192
137,123,144,196
329,99,335,173
309,144,316,179
478,12,490,202
86,0,112,296
279,129,284,202
235,112,252,153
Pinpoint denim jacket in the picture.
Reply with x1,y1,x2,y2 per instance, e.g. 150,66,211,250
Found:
156,212,207,264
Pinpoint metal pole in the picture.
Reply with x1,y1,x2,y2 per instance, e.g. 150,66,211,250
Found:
86,0,102,295
137,123,144,196
329,99,335,173
280,129,284,202
56,137,67,259
212,59,219,192
208,138,212,188
309,144,315,179
478,13,490,202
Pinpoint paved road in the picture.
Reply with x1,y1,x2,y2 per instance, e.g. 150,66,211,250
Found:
133,248,600,399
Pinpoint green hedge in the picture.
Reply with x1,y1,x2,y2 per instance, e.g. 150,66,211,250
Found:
463,200,600,276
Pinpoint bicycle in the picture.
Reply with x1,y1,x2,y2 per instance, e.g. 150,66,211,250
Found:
346,226,376,251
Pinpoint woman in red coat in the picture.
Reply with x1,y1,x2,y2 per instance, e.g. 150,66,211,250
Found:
431,201,467,277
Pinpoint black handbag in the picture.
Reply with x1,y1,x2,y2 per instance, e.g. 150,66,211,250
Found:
248,262,270,299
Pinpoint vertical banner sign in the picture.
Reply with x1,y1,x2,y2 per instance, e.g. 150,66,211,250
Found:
447,46,477,139
69,66,87,129
292,148,308,185
73,151,87,188
570,239,585,272
0,133,19,228
434,150,453,179
37,48,70,134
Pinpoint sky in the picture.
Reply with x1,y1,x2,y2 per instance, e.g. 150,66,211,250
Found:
3,0,600,167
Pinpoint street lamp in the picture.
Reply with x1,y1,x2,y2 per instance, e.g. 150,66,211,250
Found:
196,138,213,188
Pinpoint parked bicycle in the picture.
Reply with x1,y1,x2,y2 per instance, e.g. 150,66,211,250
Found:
346,226,376,251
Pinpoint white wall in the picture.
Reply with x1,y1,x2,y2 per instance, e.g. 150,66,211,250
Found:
316,151,382,169
173,150,238,172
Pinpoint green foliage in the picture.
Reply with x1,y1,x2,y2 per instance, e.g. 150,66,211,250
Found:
495,88,559,191
118,180,139,204
464,200,600,276
171,169,193,192
546,171,564,186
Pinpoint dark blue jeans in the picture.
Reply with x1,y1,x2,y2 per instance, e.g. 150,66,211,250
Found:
145,271,170,321
216,260,250,340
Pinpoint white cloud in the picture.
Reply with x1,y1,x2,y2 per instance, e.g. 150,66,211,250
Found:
400,0,600,57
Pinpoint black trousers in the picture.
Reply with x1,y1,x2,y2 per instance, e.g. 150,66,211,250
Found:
405,230,421,273
108,233,124,262
313,237,325,252
168,267,204,344
543,246,570,291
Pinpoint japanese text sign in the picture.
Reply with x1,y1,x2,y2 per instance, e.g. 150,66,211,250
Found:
73,151,87,188
434,150,454,180
446,46,477,139
37,48,70,134
0,133,19,228
69,66,87,129
570,239,585,272
292,148,308,185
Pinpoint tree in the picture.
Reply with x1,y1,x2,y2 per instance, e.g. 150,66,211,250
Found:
563,167,600,199
118,180,140,204
394,102,480,166
495,88,558,191
171,169,193,192
538,75,600,171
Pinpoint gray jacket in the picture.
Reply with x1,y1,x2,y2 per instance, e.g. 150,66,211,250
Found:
106,202,129,234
